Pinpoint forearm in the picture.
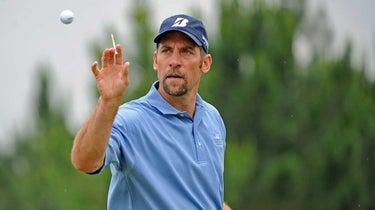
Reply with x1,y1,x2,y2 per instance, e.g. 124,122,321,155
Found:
71,97,121,173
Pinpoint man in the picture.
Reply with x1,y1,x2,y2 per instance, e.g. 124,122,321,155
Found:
71,14,230,210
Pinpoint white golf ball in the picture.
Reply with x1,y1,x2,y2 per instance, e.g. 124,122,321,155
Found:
60,9,74,24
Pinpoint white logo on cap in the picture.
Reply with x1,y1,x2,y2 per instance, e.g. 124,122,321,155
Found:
172,18,189,27
202,35,209,49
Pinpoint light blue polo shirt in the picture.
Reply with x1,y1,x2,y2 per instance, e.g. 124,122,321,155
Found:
95,82,226,210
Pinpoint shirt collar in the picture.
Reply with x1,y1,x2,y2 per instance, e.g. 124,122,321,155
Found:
145,81,205,116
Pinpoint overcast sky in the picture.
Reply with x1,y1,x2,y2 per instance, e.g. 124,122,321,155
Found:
0,0,374,152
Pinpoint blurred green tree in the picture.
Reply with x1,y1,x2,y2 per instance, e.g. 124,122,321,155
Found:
0,0,374,209
199,0,375,209
0,64,110,210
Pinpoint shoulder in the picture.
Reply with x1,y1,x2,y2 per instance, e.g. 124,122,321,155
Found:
114,97,151,127
201,99,222,119
202,100,219,112
199,99,226,130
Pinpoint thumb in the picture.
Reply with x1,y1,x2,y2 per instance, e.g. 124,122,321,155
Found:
91,61,100,77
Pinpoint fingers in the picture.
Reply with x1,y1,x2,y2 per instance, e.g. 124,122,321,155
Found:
95,45,127,76
101,48,115,68
115,44,123,64
122,62,130,85
101,45,124,67
91,61,100,77
91,60,130,81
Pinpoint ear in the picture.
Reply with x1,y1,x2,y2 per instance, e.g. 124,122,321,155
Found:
201,54,212,74
153,51,158,71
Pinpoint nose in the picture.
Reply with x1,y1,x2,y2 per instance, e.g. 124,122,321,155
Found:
169,51,181,69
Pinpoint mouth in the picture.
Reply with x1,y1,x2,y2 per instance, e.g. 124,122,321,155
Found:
166,74,184,80
167,75,182,79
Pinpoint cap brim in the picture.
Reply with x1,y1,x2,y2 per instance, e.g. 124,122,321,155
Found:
154,29,203,48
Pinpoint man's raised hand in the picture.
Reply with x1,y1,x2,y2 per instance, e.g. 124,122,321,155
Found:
91,44,130,104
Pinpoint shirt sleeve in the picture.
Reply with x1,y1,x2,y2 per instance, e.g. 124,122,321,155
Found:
87,119,128,175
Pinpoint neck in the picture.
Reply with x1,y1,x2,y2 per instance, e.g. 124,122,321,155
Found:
159,89,197,117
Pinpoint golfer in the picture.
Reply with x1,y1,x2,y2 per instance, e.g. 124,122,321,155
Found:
71,14,230,210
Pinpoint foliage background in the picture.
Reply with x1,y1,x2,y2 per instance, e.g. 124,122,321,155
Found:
0,0,374,209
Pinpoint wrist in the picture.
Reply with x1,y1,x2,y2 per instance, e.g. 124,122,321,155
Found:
97,96,122,116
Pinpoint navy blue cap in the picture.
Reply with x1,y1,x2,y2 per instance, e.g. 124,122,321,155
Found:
154,14,209,53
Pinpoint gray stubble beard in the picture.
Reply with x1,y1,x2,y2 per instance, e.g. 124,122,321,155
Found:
162,78,188,97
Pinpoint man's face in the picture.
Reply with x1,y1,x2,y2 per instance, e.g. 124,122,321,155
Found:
153,31,211,98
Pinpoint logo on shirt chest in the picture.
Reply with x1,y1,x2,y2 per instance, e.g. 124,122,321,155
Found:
213,132,224,147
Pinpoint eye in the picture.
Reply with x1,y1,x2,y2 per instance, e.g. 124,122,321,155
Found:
181,48,193,55
160,47,172,54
